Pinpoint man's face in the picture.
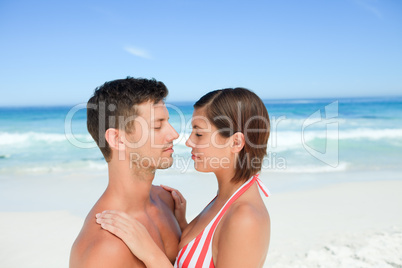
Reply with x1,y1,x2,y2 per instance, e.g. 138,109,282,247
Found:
123,100,179,171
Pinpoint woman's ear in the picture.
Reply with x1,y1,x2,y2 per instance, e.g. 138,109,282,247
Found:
231,132,245,153
105,128,122,150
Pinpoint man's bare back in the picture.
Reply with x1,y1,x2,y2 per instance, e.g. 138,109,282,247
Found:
70,186,181,267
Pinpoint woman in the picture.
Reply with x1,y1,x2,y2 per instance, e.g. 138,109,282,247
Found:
96,88,271,267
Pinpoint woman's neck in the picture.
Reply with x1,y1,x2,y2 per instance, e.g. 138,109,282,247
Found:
214,170,244,203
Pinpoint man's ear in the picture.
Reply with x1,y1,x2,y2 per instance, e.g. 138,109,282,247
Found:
105,128,123,150
231,132,245,153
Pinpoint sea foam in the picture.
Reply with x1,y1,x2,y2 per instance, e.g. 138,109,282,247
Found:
0,131,93,146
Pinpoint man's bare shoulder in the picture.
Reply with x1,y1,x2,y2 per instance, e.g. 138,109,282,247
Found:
151,185,174,211
70,213,145,268
70,231,145,268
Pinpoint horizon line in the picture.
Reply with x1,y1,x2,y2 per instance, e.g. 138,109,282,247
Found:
1,95,402,108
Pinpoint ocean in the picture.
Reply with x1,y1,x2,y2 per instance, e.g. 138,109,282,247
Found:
1,97,402,268
1,96,402,178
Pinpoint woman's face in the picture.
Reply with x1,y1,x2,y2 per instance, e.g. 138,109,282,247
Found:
185,108,233,173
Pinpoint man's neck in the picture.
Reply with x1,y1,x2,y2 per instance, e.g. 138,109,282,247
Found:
104,160,156,212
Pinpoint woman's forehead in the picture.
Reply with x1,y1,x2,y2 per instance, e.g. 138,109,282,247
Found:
191,108,216,131
192,109,208,125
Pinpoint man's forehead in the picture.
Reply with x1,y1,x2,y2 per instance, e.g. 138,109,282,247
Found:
136,100,168,119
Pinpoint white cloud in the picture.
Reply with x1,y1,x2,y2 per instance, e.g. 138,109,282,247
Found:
124,46,152,59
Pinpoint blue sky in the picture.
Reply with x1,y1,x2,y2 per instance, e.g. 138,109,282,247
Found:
0,0,401,106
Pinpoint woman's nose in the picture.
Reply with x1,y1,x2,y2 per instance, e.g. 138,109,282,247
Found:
185,136,195,148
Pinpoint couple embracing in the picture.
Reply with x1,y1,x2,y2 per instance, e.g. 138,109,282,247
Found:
70,77,271,268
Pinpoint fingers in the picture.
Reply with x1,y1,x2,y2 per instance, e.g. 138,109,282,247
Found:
160,185,186,204
96,217,129,240
160,184,176,193
98,220,139,253
172,190,186,205
96,210,131,221
95,210,147,230
96,217,124,231
95,211,132,230
99,221,125,238
96,216,128,232
172,191,184,206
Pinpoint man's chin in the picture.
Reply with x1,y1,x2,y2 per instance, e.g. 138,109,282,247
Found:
158,157,174,170
158,163,173,169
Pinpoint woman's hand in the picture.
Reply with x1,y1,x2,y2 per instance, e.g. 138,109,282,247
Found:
160,185,188,231
95,210,171,267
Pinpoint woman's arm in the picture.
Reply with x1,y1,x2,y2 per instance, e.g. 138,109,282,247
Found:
214,204,270,268
95,210,174,268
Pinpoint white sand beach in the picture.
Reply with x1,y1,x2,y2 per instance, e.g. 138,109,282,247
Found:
266,179,402,267
0,171,401,268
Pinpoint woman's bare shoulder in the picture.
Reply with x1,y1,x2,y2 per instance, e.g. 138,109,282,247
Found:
223,200,270,231
212,201,270,267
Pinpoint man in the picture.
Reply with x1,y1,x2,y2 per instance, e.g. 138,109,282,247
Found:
70,77,181,267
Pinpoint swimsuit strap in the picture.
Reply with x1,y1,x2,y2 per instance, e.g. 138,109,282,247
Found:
254,174,270,197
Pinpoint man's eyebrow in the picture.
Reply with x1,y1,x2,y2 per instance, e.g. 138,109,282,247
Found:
192,124,200,129
153,117,167,122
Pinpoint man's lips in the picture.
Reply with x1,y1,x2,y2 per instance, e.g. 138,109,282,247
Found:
163,146,174,152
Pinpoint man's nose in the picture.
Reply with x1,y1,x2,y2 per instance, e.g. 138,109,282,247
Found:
167,123,179,142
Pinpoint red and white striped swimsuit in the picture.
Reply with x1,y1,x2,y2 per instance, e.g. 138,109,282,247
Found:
174,174,269,268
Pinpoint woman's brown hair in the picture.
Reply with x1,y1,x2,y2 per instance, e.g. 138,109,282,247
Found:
194,88,270,183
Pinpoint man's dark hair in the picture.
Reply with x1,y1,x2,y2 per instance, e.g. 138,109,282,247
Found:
87,77,168,162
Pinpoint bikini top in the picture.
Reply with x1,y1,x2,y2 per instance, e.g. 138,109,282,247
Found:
174,174,270,268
